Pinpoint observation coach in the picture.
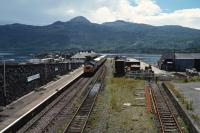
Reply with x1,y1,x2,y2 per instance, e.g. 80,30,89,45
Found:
84,55,106,76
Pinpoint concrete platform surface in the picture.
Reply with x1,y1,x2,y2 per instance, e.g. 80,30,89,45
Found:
0,67,83,131
174,82,200,118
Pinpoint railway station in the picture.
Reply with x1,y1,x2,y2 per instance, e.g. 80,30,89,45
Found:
0,66,83,131
0,0,200,132
0,54,200,133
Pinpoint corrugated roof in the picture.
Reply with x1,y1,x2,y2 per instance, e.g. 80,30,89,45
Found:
190,53,200,59
126,58,139,62
160,53,174,60
71,51,97,59
175,53,200,59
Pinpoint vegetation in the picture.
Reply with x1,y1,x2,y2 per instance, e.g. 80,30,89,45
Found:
1,16,200,53
85,59,155,133
191,114,200,125
173,73,200,83
183,76,200,83
164,81,194,111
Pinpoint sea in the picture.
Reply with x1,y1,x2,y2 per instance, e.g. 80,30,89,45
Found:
0,52,161,65
0,52,32,63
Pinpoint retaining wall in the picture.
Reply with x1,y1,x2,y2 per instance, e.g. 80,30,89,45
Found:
0,63,81,106
162,82,200,133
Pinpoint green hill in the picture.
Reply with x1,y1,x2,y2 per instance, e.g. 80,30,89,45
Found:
0,16,200,53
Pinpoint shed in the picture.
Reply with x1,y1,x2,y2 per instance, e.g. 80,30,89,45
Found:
175,53,200,71
159,53,200,72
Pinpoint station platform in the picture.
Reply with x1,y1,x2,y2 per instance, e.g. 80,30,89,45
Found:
0,67,83,131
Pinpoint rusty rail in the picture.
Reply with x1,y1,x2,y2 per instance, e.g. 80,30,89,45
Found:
150,83,183,133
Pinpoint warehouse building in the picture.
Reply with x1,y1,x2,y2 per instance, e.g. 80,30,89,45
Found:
158,53,175,71
159,53,200,72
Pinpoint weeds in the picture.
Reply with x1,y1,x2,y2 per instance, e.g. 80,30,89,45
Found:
183,76,200,83
164,81,194,111
191,113,200,124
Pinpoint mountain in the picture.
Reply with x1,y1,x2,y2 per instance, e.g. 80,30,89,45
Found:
0,16,200,53
68,16,91,23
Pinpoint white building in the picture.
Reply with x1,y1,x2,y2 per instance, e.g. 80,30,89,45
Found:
70,51,97,63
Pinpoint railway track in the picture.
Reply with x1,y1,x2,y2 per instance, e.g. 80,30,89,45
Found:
150,82,183,133
17,65,105,133
63,66,106,133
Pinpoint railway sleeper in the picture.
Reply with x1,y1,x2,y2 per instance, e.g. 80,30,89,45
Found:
165,128,179,132
157,106,168,109
75,115,87,118
164,129,178,132
161,115,173,118
68,127,82,132
163,122,176,126
80,105,92,109
162,119,176,122
164,126,179,129
79,109,90,113
159,110,170,112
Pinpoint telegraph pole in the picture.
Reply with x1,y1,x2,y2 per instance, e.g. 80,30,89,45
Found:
45,62,47,82
3,59,7,106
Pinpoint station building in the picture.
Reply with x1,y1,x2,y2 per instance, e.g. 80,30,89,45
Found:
70,51,97,63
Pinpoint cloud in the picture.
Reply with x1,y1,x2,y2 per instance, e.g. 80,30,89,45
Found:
0,0,199,29
87,0,200,29
90,7,116,23
138,8,200,29
88,0,162,23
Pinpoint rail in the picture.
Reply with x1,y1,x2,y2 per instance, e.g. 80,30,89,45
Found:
63,66,106,133
150,83,183,133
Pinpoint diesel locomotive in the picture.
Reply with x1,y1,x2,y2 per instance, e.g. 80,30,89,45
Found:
84,55,106,76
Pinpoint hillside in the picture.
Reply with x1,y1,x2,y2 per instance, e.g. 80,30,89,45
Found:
0,16,200,53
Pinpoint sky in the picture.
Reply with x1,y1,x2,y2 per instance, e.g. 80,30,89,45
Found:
0,0,200,29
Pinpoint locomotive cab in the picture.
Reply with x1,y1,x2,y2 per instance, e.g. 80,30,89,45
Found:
83,55,106,76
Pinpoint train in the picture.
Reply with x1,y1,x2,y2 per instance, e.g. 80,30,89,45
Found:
84,55,106,76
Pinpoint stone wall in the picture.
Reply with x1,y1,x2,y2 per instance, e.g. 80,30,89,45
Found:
0,63,81,106
162,82,200,133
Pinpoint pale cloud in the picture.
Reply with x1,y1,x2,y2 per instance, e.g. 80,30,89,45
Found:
90,7,116,23
88,0,162,23
0,0,199,29
145,9,200,28
66,9,75,14
86,0,200,29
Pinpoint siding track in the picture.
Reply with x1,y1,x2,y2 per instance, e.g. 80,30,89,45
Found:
150,82,183,133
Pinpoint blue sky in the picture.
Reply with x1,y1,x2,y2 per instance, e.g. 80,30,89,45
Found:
156,0,200,12
0,0,200,29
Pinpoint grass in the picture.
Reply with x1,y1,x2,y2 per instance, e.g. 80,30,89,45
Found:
164,81,194,111
164,81,200,128
172,72,200,83
191,113,200,125
85,58,155,133
173,73,200,83
183,76,200,83
108,77,144,112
